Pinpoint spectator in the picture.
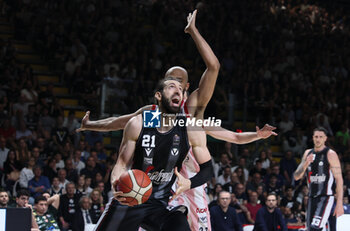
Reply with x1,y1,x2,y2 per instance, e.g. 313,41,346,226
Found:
0,136,9,169
280,186,295,210
217,166,232,186
15,189,39,229
49,177,64,196
234,183,248,205
31,146,45,168
89,189,104,223
3,149,21,192
264,165,285,189
59,182,81,230
213,153,232,178
28,165,50,198
246,172,265,195
232,157,249,181
233,166,247,185
253,193,287,231
246,191,262,223
223,172,240,194
279,151,297,186
0,189,9,208
15,138,31,165
64,158,79,183
63,110,80,146
249,159,267,179
51,116,70,154
80,156,103,179
210,191,243,231
229,192,252,225
72,149,85,174
78,140,90,161
19,156,35,188
265,174,283,197
42,193,60,222
43,157,58,183
72,196,96,231
209,183,223,205
57,168,69,189
0,119,16,146
54,153,64,169
254,150,272,169
33,195,60,231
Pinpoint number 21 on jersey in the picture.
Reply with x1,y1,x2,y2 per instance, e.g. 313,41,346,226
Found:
142,135,155,148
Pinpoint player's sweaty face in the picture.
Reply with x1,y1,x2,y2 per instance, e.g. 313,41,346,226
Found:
161,80,183,113
312,131,327,148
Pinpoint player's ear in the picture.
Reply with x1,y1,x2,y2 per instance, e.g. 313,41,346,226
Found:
185,82,190,91
154,91,162,101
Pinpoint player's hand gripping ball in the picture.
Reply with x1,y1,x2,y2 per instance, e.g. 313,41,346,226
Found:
115,169,153,206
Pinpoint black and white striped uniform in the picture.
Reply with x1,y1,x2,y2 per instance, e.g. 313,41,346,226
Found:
306,147,335,231
94,113,191,231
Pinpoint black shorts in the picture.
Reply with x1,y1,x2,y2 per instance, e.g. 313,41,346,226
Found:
94,198,191,231
306,195,334,230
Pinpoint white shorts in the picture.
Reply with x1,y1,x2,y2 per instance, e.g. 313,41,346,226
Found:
169,149,211,231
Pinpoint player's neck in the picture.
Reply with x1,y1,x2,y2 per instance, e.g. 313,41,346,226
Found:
314,145,326,152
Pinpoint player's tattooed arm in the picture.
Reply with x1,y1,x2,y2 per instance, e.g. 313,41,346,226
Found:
328,150,344,217
76,105,152,132
293,150,312,180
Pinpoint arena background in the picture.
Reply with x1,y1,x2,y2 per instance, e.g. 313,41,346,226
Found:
0,0,350,230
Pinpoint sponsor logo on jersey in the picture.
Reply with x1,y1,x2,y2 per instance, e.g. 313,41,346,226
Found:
319,161,323,166
148,169,174,184
310,174,326,184
145,148,153,156
173,134,180,146
196,208,208,213
198,216,208,224
171,148,179,156
144,157,153,165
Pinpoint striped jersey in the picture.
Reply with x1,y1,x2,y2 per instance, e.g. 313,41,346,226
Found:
306,147,334,197
133,113,190,201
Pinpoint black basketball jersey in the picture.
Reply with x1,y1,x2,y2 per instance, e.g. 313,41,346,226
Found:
133,115,190,201
306,147,334,197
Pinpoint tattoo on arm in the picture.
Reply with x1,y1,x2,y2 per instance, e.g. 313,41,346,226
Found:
294,159,306,179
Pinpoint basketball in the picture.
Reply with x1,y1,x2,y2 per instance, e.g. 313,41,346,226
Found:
115,169,153,206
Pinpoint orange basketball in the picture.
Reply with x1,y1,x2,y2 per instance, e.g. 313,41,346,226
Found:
116,169,153,206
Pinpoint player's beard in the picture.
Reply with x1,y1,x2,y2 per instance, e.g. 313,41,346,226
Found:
160,92,181,114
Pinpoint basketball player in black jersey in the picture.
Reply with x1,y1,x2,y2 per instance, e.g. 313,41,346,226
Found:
94,77,213,231
294,127,344,231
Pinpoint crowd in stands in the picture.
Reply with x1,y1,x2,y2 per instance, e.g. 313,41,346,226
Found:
0,0,350,230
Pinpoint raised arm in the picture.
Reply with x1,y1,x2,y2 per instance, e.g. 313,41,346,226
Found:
328,150,344,217
185,10,220,116
76,105,152,132
293,150,313,181
205,124,277,144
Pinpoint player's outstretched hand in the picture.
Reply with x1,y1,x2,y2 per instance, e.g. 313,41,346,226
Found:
75,111,90,133
256,124,277,139
171,167,191,201
184,9,197,34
